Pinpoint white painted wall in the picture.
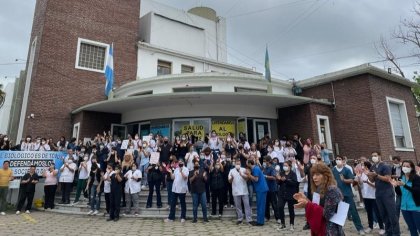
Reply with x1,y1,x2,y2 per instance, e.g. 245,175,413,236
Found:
139,0,227,62
0,82,15,133
122,103,277,123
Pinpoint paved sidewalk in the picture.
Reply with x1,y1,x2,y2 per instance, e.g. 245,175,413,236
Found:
0,210,411,236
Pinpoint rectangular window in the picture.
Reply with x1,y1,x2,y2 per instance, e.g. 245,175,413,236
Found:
181,65,194,73
75,38,109,73
235,87,267,93
387,97,413,150
316,115,332,149
173,86,212,93
157,60,172,76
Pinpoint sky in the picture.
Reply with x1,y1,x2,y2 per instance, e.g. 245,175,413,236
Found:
0,0,419,85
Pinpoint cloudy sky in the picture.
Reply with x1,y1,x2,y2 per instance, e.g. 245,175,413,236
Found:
0,0,419,84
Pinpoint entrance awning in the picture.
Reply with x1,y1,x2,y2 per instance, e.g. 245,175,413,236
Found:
72,92,331,122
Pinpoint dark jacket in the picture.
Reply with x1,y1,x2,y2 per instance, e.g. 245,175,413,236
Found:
278,171,298,200
209,169,225,190
395,174,420,206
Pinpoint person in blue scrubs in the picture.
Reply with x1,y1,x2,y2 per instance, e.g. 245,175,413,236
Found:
247,159,268,226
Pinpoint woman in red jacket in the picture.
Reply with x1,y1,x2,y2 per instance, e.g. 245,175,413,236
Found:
294,163,344,236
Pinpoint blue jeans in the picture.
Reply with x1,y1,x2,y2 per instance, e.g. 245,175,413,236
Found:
168,192,186,220
140,163,149,186
401,210,420,236
192,192,208,220
343,196,364,231
167,181,173,206
256,191,267,225
90,185,102,211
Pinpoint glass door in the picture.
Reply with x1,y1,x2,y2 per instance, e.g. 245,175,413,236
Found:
236,117,247,141
253,119,270,144
139,122,151,138
111,124,127,140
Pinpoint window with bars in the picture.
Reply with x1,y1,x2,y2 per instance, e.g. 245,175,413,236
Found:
78,43,106,70
157,60,172,76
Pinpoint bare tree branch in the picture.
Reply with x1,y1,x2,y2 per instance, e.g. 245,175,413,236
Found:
375,36,406,77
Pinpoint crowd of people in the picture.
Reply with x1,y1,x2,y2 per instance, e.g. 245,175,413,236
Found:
0,132,420,235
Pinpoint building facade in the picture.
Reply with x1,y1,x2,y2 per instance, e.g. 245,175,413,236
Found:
11,0,420,163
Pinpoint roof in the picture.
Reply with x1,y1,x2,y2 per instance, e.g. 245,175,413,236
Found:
296,64,419,89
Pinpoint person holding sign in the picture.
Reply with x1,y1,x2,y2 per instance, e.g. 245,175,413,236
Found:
16,165,39,214
294,163,344,236
0,160,13,215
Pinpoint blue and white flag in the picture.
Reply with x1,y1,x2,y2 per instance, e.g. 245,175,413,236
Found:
105,43,114,97
265,45,271,83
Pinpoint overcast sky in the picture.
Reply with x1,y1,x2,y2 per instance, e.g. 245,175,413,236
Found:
0,0,419,84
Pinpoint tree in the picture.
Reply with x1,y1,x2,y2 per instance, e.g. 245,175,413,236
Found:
378,2,420,109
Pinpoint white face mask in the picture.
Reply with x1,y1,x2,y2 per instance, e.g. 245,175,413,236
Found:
84,157,88,161
336,160,343,166
235,164,240,170
275,165,281,172
402,167,412,174
227,138,231,142
4,138,8,141
283,166,289,172
372,156,379,163
275,142,279,146
310,159,317,164
42,141,46,145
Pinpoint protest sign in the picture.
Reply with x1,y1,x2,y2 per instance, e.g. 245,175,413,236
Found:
0,151,65,177
150,152,160,164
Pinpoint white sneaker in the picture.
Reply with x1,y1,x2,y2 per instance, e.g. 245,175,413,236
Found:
379,229,385,235
164,218,173,223
290,225,294,231
93,210,98,215
0,212,5,216
358,230,365,235
141,185,147,190
16,211,20,215
230,205,234,208
87,210,94,215
25,210,30,214
359,203,364,208
180,218,186,223
364,228,372,233
373,223,379,229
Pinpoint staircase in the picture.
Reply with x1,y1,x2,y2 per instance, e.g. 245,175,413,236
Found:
40,187,307,218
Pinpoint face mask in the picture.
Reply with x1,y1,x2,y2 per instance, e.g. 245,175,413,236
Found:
194,166,199,170
262,163,267,168
100,145,104,149
179,164,184,168
132,167,137,171
235,164,240,170
336,160,343,166
68,160,73,164
372,156,379,163
275,165,281,172
37,140,41,143
402,167,412,174
135,136,139,140
42,141,46,145
310,159,317,164
275,142,279,146
283,166,289,172
4,138,8,141
81,149,85,152
154,166,158,170
227,158,231,162
84,157,88,161
215,165,220,170
181,137,186,141
200,155,205,160
221,155,226,160
176,137,180,141
227,138,231,142
27,138,31,142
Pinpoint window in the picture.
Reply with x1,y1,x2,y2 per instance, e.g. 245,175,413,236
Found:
316,115,332,149
157,60,172,76
181,65,194,73
173,86,212,93
75,38,109,73
235,87,267,93
387,97,413,150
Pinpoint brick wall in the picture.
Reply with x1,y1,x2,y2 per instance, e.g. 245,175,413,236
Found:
369,75,420,162
278,104,314,140
21,0,139,140
72,111,121,139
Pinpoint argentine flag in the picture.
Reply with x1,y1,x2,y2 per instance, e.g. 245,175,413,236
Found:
265,46,271,83
105,43,114,97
